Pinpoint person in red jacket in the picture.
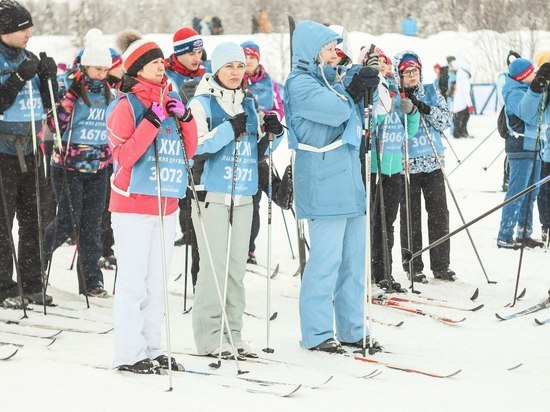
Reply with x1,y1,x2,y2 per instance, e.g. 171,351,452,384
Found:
107,34,198,374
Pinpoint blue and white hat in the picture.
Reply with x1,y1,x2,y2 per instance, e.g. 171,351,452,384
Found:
173,27,203,57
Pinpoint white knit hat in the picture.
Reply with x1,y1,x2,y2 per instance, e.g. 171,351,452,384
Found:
81,29,112,68
211,42,245,75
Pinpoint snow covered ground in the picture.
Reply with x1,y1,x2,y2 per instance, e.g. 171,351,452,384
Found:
1,30,550,411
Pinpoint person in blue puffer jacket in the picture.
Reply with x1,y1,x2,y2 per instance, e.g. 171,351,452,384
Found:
284,20,380,353
497,58,549,249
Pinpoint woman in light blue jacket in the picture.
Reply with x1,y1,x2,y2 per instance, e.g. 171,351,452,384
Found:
284,20,379,353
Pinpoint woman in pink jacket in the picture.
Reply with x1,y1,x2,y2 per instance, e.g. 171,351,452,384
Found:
107,35,198,374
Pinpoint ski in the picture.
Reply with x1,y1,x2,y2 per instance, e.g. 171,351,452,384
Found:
358,369,384,379
407,287,479,303
222,383,302,397
0,323,62,339
386,295,484,312
354,355,462,379
372,318,404,327
246,263,279,279
504,287,527,307
373,297,466,324
244,311,278,321
535,317,550,325
238,374,332,390
496,298,550,321
0,314,113,335
0,333,57,348
0,345,18,360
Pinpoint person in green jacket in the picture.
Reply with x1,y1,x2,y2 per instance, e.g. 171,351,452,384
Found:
358,46,420,291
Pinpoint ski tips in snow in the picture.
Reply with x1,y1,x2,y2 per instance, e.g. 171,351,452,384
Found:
470,288,479,301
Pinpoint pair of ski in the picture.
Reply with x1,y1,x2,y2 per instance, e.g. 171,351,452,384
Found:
0,312,113,335
246,263,280,279
372,291,483,324
496,290,550,321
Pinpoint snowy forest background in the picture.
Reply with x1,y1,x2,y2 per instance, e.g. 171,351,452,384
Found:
19,0,550,39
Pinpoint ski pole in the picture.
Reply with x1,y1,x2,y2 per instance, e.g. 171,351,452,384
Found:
401,92,417,293
448,127,497,176
68,243,78,270
152,138,174,391
511,87,547,307
372,117,393,290
263,132,275,354
403,173,550,262
482,147,505,171
440,131,461,164
43,80,89,309
183,243,190,313
216,136,241,366
273,166,295,259
362,46,376,356
27,80,48,314
420,115,495,284
172,116,244,374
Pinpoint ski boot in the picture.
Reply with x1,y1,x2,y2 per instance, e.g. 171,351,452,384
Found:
309,338,346,354
118,358,160,374
247,251,257,265
433,268,457,282
515,237,544,248
406,271,429,284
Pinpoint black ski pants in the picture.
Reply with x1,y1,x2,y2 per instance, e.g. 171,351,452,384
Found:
399,169,450,274
370,173,402,282
0,153,42,294
44,166,107,293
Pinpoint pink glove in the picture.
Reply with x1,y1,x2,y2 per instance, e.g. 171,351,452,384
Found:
166,98,193,122
151,102,166,122
144,102,166,128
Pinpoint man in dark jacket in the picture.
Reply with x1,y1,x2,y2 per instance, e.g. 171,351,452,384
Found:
0,0,57,307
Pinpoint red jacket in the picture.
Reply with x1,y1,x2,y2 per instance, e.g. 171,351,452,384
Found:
107,77,198,215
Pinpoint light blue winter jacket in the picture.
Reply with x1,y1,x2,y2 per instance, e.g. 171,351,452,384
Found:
503,76,548,158
517,85,549,162
284,20,365,220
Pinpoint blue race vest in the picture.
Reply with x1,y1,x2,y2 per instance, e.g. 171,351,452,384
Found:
165,69,194,91
408,85,444,158
63,91,109,145
378,111,406,155
0,75,43,122
246,75,275,112
117,93,187,198
200,96,259,196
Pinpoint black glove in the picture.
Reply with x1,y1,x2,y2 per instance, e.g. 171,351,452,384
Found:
409,94,431,115
439,67,449,97
38,52,57,81
530,62,550,93
16,54,39,81
229,112,247,138
346,67,380,102
365,53,380,70
399,98,417,115
263,113,283,135
67,73,84,99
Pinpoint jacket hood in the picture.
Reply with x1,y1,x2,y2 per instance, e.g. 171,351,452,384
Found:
392,50,425,94
292,20,342,74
